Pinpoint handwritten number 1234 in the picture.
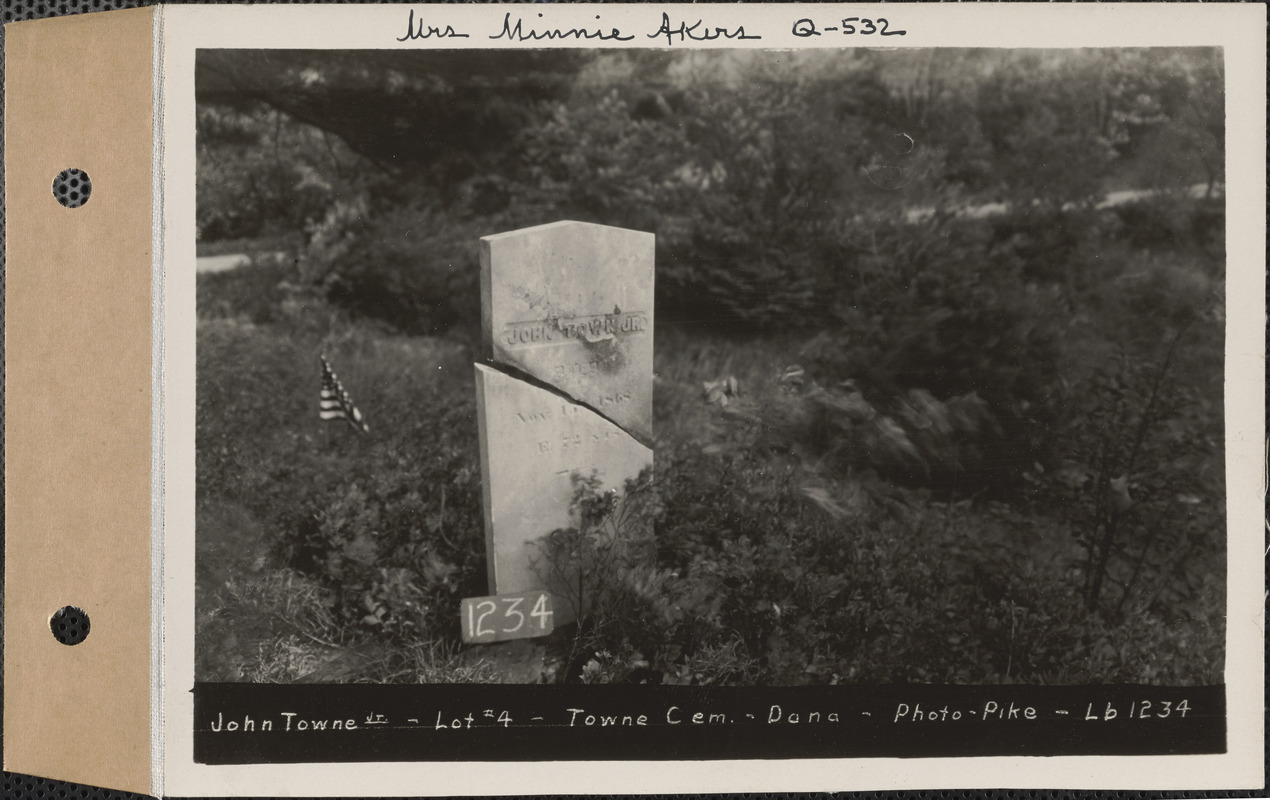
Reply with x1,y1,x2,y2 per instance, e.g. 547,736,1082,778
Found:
461,591,554,643
792,17,906,37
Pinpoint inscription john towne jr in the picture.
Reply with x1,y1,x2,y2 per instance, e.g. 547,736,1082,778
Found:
501,310,649,347
475,221,654,625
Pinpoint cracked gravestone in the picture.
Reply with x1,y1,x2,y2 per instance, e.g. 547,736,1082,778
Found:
475,221,654,626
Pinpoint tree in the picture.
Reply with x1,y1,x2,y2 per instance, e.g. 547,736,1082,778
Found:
196,49,588,200
1123,49,1225,195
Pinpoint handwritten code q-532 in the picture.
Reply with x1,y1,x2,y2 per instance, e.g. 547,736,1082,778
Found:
792,16,907,38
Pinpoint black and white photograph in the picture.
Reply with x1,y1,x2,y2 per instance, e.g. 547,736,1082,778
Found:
194,44,1228,691
148,2,1267,791
0,1,1260,795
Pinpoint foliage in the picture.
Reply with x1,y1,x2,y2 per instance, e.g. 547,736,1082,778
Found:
197,49,585,199
197,104,377,242
298,201,485,336
540,438,1222,686
1037,328,1225,616
198,47,1225,339
1112,194,1226,257
518,65,865,328
194,270,1225,684
196,312,486,656
197,257,296,325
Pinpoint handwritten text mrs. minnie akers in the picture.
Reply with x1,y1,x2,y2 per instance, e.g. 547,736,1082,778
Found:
397,11,761,45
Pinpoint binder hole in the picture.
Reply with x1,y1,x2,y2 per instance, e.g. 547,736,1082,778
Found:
50,606,90,645
52,168,91,209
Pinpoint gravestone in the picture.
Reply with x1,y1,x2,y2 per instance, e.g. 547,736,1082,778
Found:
475,221,654,625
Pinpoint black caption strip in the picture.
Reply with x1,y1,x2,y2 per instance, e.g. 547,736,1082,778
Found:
194,683,1224,764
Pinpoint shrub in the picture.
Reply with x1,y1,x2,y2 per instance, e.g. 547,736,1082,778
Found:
197,310,487,651
196,562,341,682
265,395,487,643
196,258,297,325
538,470,732,684
648,439,1223,684
197,104,370,242
1112,194,1224,256
520,82,857,330
299,202,483,337
1038,334,1225,617
797,226,1066,492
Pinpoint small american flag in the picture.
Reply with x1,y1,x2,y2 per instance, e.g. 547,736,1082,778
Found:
319,355,369,433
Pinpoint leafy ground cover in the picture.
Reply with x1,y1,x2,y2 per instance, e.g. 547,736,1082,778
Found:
194,47,1225,686
195,199,1225,686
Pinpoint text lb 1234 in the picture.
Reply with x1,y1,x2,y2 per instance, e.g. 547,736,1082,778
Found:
461,591,554,644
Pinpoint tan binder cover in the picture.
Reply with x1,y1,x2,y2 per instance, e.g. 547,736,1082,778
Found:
4,7,156,794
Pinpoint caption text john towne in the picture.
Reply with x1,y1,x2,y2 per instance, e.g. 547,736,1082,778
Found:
208,696,1192,734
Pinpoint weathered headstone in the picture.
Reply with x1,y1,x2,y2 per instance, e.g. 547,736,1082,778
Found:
481,221,654,442
475,221,654,625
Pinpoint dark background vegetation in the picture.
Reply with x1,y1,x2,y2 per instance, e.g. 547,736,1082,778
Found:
194,48,1225,686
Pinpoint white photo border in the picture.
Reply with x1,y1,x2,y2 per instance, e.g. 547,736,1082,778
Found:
161,4,1266,795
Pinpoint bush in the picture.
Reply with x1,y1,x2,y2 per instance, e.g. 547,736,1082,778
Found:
265,400,487,644
987,206,1123,292
1112,195,1225,256
197,258,295,325
195,253,1225,685
520,83,857,330
784,216,1067,491
197,311,487,650
545,435,1223,686
298,202,483,337
197,104,370,242
1037,333,1225,617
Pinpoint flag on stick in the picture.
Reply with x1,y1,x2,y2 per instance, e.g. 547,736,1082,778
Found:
320,354,370,433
